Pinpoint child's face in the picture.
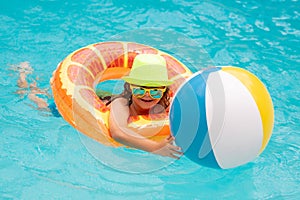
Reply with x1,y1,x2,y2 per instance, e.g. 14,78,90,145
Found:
130,85,165,111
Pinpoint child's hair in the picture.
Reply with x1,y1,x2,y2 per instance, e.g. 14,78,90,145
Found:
101,82,171,109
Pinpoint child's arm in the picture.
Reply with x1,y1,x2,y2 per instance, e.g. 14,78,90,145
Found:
109,98,182,159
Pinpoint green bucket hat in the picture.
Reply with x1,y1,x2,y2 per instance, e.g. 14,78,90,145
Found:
122,54,174,87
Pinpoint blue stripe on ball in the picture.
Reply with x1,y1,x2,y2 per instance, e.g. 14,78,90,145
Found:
170,67,221,168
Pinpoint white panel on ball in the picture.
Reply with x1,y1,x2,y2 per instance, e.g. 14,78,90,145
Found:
205,71,264,169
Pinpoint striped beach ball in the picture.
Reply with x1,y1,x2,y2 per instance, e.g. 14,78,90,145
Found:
169,66,274,169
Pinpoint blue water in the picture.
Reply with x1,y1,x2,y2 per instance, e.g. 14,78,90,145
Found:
1,0,299,199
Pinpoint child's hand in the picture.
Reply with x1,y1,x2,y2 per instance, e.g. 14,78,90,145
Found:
152,136,183,159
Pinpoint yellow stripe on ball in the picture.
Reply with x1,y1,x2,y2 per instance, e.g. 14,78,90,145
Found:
222,67,274,153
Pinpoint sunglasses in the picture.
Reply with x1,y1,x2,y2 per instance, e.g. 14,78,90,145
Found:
130,85,166,99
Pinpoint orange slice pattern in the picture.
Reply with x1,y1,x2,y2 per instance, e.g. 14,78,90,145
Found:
51,41,192,147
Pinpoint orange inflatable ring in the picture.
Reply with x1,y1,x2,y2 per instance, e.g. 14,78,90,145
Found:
50,41,192,147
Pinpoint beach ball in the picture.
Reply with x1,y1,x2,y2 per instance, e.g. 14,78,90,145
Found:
169,66,274,169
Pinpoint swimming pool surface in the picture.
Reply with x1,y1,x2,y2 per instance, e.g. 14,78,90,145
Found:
1,0,299,199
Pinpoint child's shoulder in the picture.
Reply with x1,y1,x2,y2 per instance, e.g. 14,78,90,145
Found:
112,97,129,106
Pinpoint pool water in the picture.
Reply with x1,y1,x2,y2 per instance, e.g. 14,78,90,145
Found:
1,0,299,199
